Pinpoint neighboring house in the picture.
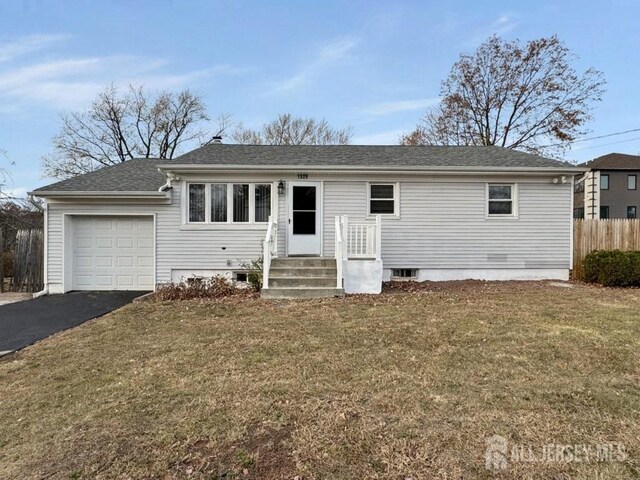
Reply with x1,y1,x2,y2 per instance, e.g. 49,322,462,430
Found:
30,144,582,298
574,153,640,219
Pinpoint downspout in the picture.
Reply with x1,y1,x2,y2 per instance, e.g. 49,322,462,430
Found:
158,171,179,193
32,199,49,298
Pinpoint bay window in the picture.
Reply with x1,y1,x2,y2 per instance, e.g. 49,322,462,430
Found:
187,182,272,225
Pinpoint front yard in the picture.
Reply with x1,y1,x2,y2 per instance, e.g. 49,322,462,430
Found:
0,282,639,479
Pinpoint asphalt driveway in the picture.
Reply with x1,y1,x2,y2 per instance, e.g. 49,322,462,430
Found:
0,291,147,353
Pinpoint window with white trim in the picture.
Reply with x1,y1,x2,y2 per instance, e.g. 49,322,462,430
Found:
210,184,227,222
188,184,206,222
187,182,272,224
487,184,516,217
391,268,417,280
369,183,398,216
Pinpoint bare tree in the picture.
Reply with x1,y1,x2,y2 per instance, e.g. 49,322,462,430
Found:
232,113,352,145
0,149,12,198
43,85,231,179
402,35,605,157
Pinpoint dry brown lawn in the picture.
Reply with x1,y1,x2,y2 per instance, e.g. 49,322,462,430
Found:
0,281,639,479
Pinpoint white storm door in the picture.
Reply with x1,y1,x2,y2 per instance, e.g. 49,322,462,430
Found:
287,182,322,256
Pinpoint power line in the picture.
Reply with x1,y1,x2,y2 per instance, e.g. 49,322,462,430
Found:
543,127,640,148
571,135,640,152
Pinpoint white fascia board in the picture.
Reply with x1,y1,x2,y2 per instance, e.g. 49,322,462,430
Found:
28,190,169,199
157,164,587,176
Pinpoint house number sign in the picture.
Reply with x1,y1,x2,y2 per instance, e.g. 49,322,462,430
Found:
297,173,309,179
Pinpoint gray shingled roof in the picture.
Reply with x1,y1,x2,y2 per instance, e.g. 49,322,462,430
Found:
168,144,574,169
581,153,640,170
32,158,166,193
32,145,579,194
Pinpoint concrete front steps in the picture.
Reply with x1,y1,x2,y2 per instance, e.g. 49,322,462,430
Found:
261,257,345,299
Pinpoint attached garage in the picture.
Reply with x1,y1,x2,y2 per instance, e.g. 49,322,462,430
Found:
70,215,154,291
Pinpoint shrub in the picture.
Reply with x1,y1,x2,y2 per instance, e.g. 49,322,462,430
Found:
239,257,263,291
154,275,248,301
582,250,640,287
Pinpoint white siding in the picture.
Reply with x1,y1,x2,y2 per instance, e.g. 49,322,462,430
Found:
46,183,267,291
323,178,571,269
45,174,572,291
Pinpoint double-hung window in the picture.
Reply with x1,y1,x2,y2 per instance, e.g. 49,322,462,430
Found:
487,184,517,217
368,183,398,216
187,182,272,225
627,206,637,219
628,175,637,190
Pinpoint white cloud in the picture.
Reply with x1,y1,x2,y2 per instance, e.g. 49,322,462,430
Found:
352,128,408,145
0,35,249,111
0,34,70,63
269,36,359,94
363,98,440,116
0,186,28,200
465,14,519,47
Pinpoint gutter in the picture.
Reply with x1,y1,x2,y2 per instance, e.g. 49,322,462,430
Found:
157,164,587,175
27,194,44,211
28,190,169,199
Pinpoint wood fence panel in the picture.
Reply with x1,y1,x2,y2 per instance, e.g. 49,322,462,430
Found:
11,228,44,292
573,219,640,279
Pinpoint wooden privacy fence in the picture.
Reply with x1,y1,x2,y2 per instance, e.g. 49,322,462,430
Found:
573,219,640,279
10,228,44,292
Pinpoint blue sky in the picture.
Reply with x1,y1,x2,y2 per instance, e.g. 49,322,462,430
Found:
1,0,639,197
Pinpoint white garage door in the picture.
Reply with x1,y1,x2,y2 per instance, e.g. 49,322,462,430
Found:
72,216,154,290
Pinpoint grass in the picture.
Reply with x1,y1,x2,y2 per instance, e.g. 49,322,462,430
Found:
0,281,639,479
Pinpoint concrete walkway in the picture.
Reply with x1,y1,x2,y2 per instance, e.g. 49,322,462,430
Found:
0,292,32,306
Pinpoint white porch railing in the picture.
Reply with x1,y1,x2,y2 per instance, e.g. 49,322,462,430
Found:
335,216,344,289
340,215,382,260
262,215,278,289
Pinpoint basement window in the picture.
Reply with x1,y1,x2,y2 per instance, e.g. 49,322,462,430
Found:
233,272,248,282
391,269,417,280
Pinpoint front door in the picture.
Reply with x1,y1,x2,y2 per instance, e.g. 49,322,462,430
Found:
287,181,321,256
